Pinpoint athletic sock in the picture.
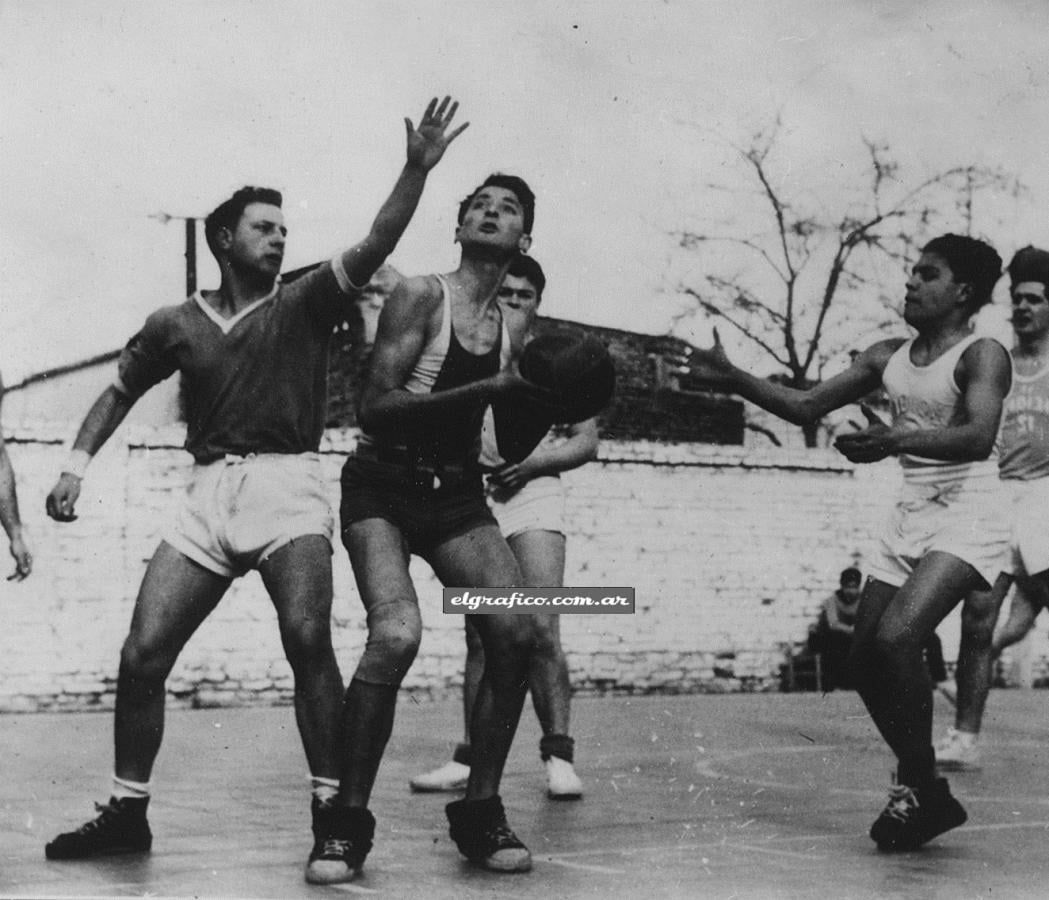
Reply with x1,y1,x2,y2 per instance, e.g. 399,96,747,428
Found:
898,748,936,789
310,775,340,805
112,775,151,800
539,734,575,763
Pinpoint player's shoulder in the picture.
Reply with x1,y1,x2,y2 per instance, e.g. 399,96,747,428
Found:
961,335,1011,368
859,337,907,368
142,297,197,332
390,274,444,312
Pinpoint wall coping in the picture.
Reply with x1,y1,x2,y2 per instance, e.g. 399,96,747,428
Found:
8,421,858,474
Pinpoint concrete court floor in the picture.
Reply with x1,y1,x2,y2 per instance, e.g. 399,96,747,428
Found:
2,690,1048,900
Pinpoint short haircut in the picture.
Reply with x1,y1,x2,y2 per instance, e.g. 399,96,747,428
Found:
1007,245,1049,289
839,567,862,586
921,234,1002,311
204,186,283,257
457,173,535,234
505,255,546,303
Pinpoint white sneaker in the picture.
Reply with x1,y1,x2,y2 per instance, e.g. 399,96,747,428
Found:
546,757,583,800
409,760,470,793
934,727,980,771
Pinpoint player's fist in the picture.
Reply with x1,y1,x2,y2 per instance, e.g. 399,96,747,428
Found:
46,473,82,522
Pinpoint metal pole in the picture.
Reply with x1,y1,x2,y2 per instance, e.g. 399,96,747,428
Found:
185,218,197,296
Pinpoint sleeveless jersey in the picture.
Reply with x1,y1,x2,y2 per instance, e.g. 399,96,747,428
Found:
998,356,1049,481
881,334,1006,486
359,275,511,467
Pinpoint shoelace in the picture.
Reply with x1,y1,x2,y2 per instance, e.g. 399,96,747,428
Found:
320,837,352,859
884,785,920,823
486,822,522,849
77,802,119,834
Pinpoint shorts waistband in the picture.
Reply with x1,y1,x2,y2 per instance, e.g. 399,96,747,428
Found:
352,442,480,490
195,451,322,467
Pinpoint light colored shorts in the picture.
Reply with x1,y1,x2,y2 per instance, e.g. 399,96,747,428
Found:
487,474,565,540
1003,475,1049,578
166,452,334,578
866,473,1011,589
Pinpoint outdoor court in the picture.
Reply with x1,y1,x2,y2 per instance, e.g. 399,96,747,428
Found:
2,690,1047,900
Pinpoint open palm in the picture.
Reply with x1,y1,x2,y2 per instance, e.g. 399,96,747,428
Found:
406,95,469,171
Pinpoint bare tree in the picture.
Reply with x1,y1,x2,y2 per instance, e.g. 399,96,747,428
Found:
672,122,1021,446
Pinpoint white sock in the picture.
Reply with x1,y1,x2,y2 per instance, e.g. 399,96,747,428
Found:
310,775,339,804
112,775,151,800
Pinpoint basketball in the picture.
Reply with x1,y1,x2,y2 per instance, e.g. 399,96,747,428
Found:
518,333,616,424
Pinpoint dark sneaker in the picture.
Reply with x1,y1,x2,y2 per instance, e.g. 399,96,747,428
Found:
304,805,375,885
869,776,967,851
45,797,152,860
446,795,531,873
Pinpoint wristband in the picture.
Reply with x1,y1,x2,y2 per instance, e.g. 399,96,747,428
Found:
63,449,92,480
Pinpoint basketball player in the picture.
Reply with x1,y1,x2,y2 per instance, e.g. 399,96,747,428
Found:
41,98,467,874
409,256,596,800
0,372,32,581
308,175,551,884
683,234,1011,851
936,245,1049,769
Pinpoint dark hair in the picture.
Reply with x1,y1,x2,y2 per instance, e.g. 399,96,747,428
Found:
839,567,862,586
921,234,1002,310
204,186,283,257
1007,245,1049,288
457,173,535,234
505,255,546,303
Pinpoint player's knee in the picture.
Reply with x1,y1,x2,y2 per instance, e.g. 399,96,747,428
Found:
961,594,997,638
119,638,173,684
870,623,918,664
532,619,561,659
484,618,536,669
356,617,422,686
281,616,334,666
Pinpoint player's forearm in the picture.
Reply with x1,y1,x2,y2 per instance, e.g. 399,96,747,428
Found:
730,368,824,426
342,163,429,287
69,387,136,460
0,450,24,540
525,431,598,476
892,424,998,462
358,377,498,435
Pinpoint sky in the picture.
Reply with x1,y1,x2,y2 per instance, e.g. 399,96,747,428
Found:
2,0,1049,384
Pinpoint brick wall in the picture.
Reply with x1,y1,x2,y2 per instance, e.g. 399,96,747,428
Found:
3,424,1045,711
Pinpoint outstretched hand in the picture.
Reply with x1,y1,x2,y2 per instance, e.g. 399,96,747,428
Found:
833,403,896,464
405,96,469,172
662,328,736,384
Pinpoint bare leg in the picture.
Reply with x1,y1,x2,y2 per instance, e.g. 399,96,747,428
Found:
953,574,1011,734
259,535,343,779
462,618,484,745
339,519,420,808
993,572,1049,655
509,530,571,738
849,553,985,786
430,523,532,801
116,542,231,782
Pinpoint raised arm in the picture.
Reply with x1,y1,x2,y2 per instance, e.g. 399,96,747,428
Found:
45,386,136,522
338,96,468,289
682,328,896,425
835,338,1011,464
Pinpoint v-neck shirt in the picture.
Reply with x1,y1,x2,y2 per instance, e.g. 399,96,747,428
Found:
116,257,359,462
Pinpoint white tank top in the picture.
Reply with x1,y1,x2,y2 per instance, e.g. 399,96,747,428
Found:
881,334,1006,485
